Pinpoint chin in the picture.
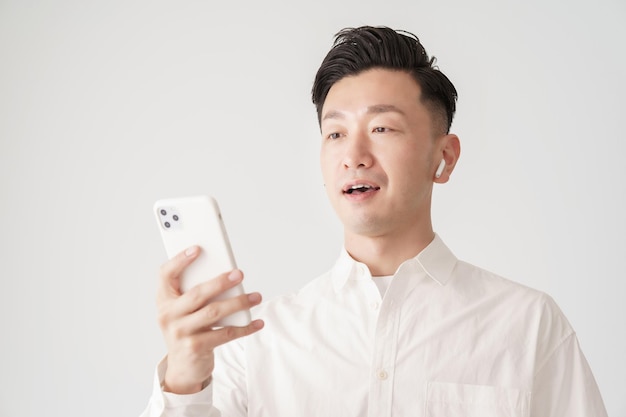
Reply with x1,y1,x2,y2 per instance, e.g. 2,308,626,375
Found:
344,216,386,237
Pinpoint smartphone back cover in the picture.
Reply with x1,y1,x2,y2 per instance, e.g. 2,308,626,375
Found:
154,195,251,327
154,195,237,293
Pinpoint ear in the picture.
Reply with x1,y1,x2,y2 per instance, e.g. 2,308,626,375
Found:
433,134,460,184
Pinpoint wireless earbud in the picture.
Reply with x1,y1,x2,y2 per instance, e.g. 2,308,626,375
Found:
435,159,446,179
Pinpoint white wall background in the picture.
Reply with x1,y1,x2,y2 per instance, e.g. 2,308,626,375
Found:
1,0,624,416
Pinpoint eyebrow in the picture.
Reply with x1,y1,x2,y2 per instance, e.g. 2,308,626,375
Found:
322,104,406,121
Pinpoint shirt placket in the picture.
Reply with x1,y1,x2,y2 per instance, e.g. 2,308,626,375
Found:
367,283,402,417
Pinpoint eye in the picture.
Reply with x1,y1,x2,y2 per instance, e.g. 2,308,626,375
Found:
327,132,342,140
372,127,390,133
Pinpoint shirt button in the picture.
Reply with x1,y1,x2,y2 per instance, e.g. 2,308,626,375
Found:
371,302,380,310
377,370,388,380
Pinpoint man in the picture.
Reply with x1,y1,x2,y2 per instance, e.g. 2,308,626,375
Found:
141,26,607,416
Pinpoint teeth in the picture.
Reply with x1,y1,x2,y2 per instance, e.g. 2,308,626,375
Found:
350,184,372,189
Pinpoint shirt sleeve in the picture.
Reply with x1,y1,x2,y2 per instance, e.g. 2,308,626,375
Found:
530,333,608,417
138,357,222,417
212,338,249,416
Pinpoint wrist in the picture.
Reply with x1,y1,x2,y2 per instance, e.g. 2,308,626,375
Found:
162,376,204,395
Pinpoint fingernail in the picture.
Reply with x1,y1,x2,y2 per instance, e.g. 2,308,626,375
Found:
252,320,264,329
185,246,199,257
248,293,261,303
228,270,243,282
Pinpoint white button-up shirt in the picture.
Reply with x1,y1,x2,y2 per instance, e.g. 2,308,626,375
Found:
141,235,607,417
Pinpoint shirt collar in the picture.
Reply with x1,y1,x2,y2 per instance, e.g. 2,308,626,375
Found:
331,233,458,292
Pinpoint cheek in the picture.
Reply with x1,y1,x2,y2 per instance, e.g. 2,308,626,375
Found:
384,149,432,189
319,155,331,183
319,146,338,182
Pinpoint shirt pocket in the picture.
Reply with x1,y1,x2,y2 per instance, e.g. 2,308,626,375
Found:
425,382,531,417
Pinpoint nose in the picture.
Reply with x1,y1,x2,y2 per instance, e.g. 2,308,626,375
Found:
342,131,373,169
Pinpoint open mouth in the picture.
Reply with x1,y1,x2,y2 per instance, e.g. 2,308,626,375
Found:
343,184,381,195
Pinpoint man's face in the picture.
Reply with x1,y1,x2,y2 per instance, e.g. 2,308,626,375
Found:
319,68,444,239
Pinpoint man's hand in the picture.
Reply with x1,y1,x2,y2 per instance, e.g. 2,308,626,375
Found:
156,245,264,394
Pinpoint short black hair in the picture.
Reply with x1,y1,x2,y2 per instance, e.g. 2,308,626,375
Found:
312,26,457,135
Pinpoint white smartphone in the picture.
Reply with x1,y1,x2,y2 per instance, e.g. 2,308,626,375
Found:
153,195,251,328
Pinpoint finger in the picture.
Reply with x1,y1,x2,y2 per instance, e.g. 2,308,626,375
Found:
170,269,245,317
168,319,264,362
158,269,246,329
208,319,265,348
171,292,263,336
158,246,201,299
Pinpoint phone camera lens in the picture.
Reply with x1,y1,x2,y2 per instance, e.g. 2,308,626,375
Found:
173,215,179,221
160,209,167,216
164,222,171,228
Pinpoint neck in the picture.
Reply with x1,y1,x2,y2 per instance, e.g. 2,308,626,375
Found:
344,223,435,276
